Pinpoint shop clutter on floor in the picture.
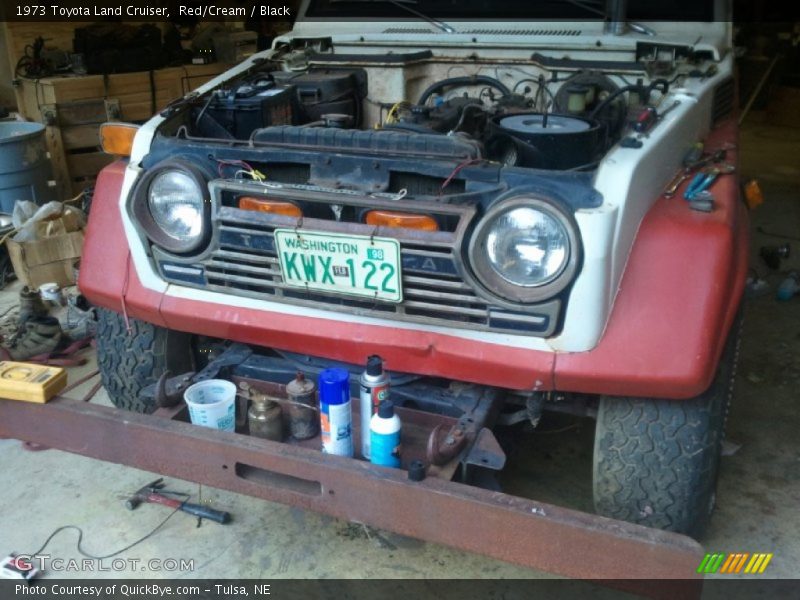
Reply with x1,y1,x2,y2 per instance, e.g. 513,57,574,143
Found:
0,199,94,366
0,284,94,364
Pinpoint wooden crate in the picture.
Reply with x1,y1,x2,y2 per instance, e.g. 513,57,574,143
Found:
15,63,229,198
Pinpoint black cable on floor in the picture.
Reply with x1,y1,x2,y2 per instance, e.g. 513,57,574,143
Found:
30,502,185,560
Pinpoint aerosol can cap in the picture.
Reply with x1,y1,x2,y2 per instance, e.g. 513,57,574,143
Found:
408,460,426,482
378,399,394,419
366,355,384,376
318,368,349,406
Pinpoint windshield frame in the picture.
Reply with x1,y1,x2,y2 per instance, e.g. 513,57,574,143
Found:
304,0,718,22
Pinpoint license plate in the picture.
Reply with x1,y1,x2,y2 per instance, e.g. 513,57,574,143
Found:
274,229,403,303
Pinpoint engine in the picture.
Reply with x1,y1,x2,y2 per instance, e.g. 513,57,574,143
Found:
188,62,670,172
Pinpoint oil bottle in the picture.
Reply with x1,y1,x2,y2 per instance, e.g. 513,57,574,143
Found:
248,394,283,441
286,371,318,440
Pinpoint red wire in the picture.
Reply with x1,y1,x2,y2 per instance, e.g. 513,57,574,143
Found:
440,158,482,194
121,251,132,334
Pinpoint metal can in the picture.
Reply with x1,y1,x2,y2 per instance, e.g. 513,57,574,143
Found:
318,368,353,457
247,396,283,441
286,371,318,440
359,355,390,460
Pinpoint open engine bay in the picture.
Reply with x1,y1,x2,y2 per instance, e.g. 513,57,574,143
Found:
159,39,725,174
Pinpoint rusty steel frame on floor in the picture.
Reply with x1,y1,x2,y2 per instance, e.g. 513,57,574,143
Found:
0,396,704,596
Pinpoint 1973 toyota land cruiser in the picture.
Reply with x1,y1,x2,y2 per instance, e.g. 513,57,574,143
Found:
80,0,746,538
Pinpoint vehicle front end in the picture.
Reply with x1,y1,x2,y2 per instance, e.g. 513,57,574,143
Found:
80,0,747,537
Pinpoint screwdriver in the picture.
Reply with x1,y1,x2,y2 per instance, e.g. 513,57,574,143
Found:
664,143,705,198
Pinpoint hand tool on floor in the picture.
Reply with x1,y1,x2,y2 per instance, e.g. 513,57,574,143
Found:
760,243,790,270
125,478,231,524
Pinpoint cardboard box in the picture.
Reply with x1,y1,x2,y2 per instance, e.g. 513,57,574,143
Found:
7,229,84,288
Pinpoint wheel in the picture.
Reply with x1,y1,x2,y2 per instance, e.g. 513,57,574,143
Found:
592,315,741,538
95,307,193,413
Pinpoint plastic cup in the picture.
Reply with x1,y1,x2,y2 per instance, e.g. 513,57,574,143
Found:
184,379,237,432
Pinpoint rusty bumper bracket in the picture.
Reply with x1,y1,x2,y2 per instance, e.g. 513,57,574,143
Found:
0,397,703,595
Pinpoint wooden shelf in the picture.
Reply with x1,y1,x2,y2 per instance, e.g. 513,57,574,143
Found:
13,63,229,198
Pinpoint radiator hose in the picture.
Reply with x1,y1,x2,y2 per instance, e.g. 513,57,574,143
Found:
417,75,512,106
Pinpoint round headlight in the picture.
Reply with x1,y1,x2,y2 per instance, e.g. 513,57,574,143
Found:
469,196,580,304
485,207,569,287
132,161,210,255
148,170,204,243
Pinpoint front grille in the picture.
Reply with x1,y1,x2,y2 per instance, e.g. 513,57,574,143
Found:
711,77,735,126
156,182,559,337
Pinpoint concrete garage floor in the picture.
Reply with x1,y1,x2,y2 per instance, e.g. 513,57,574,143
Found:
0,119,799,583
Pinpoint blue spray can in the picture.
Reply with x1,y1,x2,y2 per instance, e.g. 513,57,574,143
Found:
318,368,353,457
369,400,401,468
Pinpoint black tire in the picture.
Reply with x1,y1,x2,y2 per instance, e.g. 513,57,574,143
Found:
592,316,741,538
96,307,193,413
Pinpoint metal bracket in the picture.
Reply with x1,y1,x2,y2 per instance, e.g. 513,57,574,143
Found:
426,386,505,471
463,428,506,471
141,343,253,408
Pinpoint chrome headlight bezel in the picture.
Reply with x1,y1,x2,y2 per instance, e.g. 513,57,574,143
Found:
132,160,210,255
468,196,581,304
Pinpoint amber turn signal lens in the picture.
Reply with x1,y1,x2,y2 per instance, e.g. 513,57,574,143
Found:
365,210,438,231
99,123,139,156
238,197,302,217
744,179,764,210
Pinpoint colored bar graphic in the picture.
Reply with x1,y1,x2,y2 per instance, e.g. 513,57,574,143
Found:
734,553,750,573
700,552,773,575
758,554,773,573
711,554,725,573
720,554,736,573
697,553,713,573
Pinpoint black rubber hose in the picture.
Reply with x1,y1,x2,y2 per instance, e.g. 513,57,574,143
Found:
417,75,511,106
588,79,670,121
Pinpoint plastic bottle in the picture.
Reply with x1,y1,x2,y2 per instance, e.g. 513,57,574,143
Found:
318,368,353,457
359,355,390,459
369,400,401,468
777,271,800,301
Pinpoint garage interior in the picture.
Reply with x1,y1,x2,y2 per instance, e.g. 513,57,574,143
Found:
0,6,798,590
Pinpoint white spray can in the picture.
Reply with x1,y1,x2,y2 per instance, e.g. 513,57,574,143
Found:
369,400,402,468
359,355,390,460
